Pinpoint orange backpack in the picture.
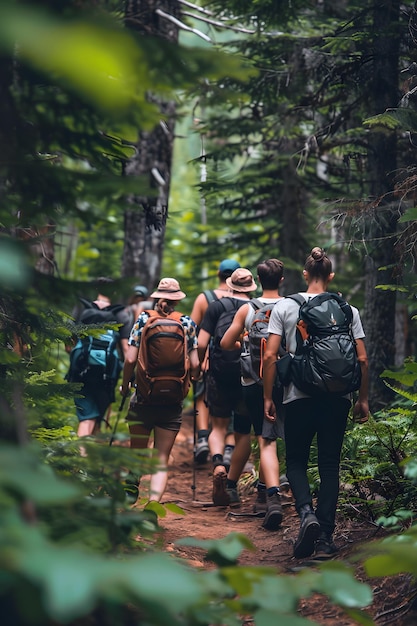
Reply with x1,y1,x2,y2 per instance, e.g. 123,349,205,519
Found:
136,310,190,405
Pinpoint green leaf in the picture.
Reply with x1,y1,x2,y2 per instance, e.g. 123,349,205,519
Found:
381,360,417,386
318,563,373,608
145,501,167,518
364,108,417,132
177,533,255,566
163,502,186,515
0,445,80,505
343,608,376,625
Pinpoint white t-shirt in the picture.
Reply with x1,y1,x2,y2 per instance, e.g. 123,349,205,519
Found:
268,292,365,404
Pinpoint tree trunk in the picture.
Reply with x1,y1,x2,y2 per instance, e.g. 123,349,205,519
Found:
364,0,400,412
122,0,179,288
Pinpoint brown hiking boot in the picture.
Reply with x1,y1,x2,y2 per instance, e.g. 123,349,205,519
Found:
253,489,267,516
212,469,229,506
262,491,283,530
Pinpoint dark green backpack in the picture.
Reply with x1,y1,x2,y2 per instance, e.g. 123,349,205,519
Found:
286,292,361,396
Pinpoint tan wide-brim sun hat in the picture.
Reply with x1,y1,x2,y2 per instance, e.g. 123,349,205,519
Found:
150,277,186,300
225,268,257,293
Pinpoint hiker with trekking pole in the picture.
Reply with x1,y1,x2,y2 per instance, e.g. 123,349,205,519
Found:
120,278,200,505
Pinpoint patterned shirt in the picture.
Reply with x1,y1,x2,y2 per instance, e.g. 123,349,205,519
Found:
128,311,198,352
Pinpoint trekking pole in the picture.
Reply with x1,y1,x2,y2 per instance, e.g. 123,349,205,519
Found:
109,394,128,447
191,380,198,500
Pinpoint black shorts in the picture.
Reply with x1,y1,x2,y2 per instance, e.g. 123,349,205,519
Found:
206,372,247,419
127,392,182,432
235,383,284,439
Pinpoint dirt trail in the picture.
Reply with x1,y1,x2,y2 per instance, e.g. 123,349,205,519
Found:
147,410,416,625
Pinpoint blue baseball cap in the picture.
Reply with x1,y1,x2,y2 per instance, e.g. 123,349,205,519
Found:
133,285,149,297
218,259,240,273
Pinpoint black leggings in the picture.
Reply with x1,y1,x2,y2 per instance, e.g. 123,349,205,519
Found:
284,396,350,535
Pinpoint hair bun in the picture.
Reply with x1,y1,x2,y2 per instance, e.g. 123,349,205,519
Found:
311,246,325,261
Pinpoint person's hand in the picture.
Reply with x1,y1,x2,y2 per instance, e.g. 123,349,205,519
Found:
264,399,276,422
353,398,369,423
119,384,130,397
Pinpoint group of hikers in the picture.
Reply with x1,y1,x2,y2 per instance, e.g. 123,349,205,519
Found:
66,247,369,561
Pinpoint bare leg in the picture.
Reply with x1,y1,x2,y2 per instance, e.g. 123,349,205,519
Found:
228,432,251,482
209,415,229,475
259,437,280,488
77,419,101,456
148,427,178,502
77,418,100,437
196,395,210,431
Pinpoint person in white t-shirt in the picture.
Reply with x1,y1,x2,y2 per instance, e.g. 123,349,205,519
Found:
263,247,369,560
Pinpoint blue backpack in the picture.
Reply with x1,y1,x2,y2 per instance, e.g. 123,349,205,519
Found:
67,299,123,384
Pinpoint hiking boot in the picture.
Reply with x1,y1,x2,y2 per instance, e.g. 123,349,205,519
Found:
194,436,209,464
262,491,283,530
212,469,229,506
293,504,320,559
223,445,235,471
253,489,267,516
314,532,338,560
226,486,241,508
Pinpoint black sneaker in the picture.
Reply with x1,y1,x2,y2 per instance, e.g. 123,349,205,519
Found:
262,491,283,530
314,532,338,560
293,505,320,559
223,445,235,471
194,437,209,464
253,489,267,516
226,486,241,508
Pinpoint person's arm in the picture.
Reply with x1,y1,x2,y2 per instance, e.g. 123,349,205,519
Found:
190,293,207,327
352,338,369,422
263,333,282,421
220,304,248,350
120,344,138,396
197,328,211,364
189,348,201,380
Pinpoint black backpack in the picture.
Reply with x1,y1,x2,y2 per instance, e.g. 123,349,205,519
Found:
66,299,123,385
286,292,361,396
240,298,280,385
204,289,219,305
209,298,246,385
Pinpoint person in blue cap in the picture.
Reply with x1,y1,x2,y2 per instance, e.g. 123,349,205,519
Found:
190,259,240,465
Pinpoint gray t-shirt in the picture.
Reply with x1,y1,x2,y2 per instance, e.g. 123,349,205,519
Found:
268,292,365,404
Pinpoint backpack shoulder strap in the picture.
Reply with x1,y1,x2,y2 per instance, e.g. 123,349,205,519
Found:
218,297,238,312
204,289,218,305
286,293,305,307
167,310,184,323
249,298,263,311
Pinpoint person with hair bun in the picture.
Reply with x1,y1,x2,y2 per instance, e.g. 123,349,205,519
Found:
263,247,369,559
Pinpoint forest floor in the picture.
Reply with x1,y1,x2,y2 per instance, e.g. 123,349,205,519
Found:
136,408,417,626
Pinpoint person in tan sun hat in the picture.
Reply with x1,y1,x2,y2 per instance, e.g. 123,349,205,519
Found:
150,277,186,300
121,277,200,504
225,268,257,293
197,267,257,507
